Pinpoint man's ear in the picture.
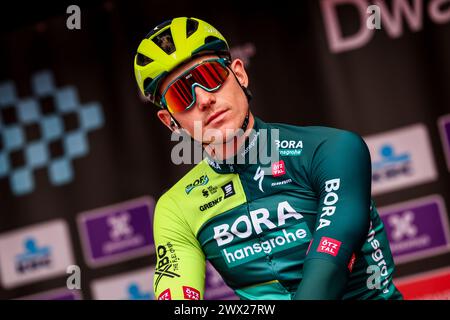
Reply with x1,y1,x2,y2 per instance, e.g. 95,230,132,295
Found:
230,58,249,88
157,109,177,132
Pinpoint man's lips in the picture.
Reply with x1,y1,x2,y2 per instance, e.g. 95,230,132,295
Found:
206,109,228,126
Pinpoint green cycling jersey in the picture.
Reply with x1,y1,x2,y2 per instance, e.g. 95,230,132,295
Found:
153,116,403,300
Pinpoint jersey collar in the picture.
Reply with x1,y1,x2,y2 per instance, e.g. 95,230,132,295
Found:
205,116,272,174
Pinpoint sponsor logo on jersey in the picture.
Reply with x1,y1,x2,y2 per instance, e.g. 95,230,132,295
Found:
348,253,356,272
212,200,312,267
214,201,304,246
271,179,292,187
317,178,341,231
306,239,313,255
154,244,180,291
275,139,303,156
317,237,341,256
221,182,236,199
272,160,286,177
202,185,218,198
366,221,390,293
158,288,172,300
182,286,201,300
253,166,265,193
185,175,209,194
199,196,223,212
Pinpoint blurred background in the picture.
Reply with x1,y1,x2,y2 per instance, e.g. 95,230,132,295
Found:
0,0,449,300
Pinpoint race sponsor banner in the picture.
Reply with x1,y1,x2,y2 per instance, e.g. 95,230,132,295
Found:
364,124,437,195
0,219,74,289
378,195,450,264
204,261,238,300
438,114,450,172
395,267,450,300
18,287,82,300
91,267,154,300
77,196,154,267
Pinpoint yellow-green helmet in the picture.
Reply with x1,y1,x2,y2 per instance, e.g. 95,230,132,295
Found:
134,17,230,108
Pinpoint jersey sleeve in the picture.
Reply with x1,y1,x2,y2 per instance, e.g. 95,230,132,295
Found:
153,193,206,300
295,130,372,299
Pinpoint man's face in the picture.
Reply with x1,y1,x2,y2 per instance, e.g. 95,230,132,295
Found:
156,54,249,144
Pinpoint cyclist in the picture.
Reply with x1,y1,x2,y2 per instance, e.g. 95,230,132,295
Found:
134,17,403,300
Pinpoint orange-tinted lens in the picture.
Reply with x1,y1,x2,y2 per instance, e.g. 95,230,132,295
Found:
164,61,229,113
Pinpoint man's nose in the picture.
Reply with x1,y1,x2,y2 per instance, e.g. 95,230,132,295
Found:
194,86,216,110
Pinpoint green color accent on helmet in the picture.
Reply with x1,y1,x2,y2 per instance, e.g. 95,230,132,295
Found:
134,17,230,108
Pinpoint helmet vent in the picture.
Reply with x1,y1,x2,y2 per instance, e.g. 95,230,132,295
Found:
186,18,199,38
145,19,172,39
152,28,176,55
136,53,153,66
143,77,153,94
205,36,219,43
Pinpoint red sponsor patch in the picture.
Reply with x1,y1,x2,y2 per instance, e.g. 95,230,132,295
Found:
306,239,313,255
317,237,341,257
182,286,200,300
272,160,286,177
348,253,356,272
158,288,171,300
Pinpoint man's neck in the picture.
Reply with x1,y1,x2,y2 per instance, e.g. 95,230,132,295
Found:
204,112,255,161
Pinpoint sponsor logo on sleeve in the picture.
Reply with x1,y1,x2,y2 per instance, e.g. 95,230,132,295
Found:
348,253,356,272
366,221,390,293
182,286,200,300
154,243,181,292
158,288,171,300
185,175,209,194
317,237,341,257
317,178,341,231
306,239,313,255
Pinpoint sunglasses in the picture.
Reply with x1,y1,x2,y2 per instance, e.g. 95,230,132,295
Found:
160,58,230,113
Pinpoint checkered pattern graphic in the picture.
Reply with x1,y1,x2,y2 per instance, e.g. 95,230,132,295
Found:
0,71,104,196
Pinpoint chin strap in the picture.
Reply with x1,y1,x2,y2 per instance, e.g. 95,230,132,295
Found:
239,85,252,133
240,108,250,132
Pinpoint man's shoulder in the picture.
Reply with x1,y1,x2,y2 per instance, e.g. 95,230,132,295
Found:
269,121,349,138
267,120,363,149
